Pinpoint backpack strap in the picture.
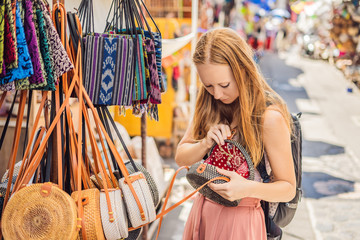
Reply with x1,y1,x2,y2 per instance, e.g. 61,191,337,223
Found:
257,154,270,183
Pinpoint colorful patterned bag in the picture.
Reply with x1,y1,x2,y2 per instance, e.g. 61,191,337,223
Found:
35,6,55,91
83,33,136,106
23,0,46,89
0,2,33,87
4,0,18,70
186,139,255,207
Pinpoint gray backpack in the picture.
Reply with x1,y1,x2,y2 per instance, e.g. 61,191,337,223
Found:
257,113,303,239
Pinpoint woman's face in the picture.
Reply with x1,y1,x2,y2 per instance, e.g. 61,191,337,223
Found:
196,63,239,104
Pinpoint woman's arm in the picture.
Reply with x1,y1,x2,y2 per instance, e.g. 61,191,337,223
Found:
175,121,210,166
209,109,296,202
175,121,232,167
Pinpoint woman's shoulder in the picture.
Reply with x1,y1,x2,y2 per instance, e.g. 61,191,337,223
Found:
262,107,291,145
262,107,287,129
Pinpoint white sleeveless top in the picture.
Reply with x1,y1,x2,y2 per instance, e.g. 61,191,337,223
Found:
232,133,278,216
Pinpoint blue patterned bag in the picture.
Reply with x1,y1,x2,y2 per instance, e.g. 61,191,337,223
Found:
0,2,33,87
83,33,135,106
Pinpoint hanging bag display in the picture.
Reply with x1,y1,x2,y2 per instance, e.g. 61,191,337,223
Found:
80,0,138,106
96,106,157,227
186,132,255,207
0,2,33,89
100,106,160,207
131,0,162,102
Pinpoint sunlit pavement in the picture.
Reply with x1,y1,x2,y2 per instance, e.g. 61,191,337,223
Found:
155,48,360,240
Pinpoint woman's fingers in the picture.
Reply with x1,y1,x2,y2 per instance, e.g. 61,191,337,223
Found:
208,182,232,200
212,128,225,145
206,124,231,146
219,124,231,139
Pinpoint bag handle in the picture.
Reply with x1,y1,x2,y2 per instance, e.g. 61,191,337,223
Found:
0,92,6,110
12,92,48,191
125,166,230,236
96,107,119,173
22,91,33,157
77,0,94,34
101,106,139,175
131,0,155,40
76,81,147,221
136,0,161,34
2,90,27,214
0,90,18,151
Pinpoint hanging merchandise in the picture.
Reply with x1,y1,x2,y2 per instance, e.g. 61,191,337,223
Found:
38,0,73,84
83,32,136,106
0,2,224,240
4,0,18,70
0,2,33,89
80,0,163,120
0,0,73,91
35,6,55,91
0,0,4,76
23,0,47,89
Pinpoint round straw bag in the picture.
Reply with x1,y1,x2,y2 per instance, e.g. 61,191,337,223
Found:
186,139,255,207
125,161,159,207
2,183,78,240
100,189,128,240
119,172,156,228
71,189,105,240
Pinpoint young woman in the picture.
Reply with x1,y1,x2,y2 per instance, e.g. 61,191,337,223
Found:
175,28,296,240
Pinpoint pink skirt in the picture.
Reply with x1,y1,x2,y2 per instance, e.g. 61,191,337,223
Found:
183,194,266,240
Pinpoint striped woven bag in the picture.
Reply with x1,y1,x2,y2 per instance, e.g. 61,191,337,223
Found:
83,33,135,106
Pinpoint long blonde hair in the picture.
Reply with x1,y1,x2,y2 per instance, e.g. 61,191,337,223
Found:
192,28,291,167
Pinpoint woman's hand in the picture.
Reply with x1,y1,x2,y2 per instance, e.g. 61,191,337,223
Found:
202,124,232,149
208,168,253,201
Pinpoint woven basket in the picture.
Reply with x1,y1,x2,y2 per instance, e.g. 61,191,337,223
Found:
2,183,78,240
100,189,128,240
186,140,255,207
119,172,156,228
71,189,105,240
125,161,159,207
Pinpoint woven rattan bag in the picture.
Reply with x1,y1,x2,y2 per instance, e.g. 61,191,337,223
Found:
2,183,78,240
124,161,159,207
100,189,128,240
71,188,105,240
119,172,156,228
186,139,255,207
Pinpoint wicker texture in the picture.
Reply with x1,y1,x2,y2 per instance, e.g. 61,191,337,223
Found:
1,160,22,183
90,172,116,190
186,140,255,207
71,189,105,240
119,172,156,228
2,183,78,240
114,189,128,237
125,161,159,207
100,189,128,240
